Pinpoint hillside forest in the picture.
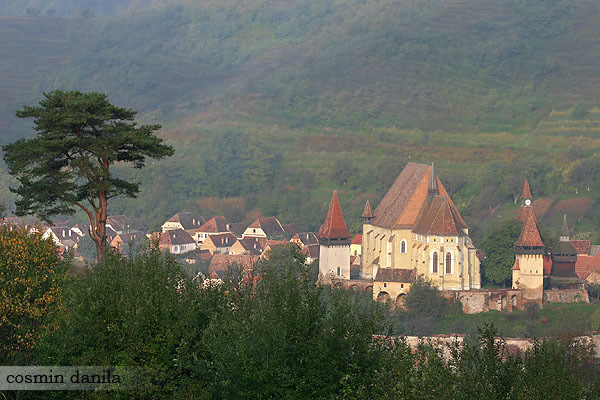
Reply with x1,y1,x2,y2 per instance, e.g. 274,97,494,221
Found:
0,0,599,245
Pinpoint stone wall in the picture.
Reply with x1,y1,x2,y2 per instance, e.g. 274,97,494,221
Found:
393,332,600,359
442,289,523,314
544,287,589,303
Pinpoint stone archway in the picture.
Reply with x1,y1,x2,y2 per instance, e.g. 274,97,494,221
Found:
396,293,407,308
501,296,507,310
377,291,390,302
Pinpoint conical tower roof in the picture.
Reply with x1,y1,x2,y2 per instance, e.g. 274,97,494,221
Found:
362,200,374,218
515,212,544,247
318,190,351,239
521,179,533,199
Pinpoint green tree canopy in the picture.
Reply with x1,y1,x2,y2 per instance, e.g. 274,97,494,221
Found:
3,90,174,262
480,219,522,286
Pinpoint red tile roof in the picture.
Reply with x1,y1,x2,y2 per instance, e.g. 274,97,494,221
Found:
413,195,461,236
352,234,362,245
209,254,260,274
521,179,533,199
248,217,286,238
575,254,600,280
514,212,544,247
571,240,591,255
517,204,537,224
374,268,416,282
318,190,351,239
372,163,467,231
197,216,229,233
543,255,552,275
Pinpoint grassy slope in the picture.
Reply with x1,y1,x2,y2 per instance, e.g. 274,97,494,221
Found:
1,0,600,237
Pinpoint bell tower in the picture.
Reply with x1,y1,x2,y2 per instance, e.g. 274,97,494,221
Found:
318,191,352,282
512,211,545,304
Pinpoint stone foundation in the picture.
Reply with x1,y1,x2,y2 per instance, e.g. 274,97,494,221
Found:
442,289,523,314
544,287,589,304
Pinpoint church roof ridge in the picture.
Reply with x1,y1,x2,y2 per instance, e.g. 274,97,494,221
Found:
318,190,351,239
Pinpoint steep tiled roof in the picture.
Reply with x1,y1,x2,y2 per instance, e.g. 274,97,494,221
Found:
209,254,260,274
159,229,195,246
283,223,299,238
521,180,533,199
575,254,600,280
517,204,537,224
197,216,228,233
166,212,206,230
372,163,467,230
236,237,267,255
514,213,544,247
374,268,416,283
352,234,362,245
571,240,591,255
107,215,129,233
248,217,286,238
292,232,319,246
362,200,374,218
318,190,351,239
413,195,461,236
206,232,237,248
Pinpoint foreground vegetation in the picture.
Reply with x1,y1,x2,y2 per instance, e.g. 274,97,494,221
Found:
3,229,600,398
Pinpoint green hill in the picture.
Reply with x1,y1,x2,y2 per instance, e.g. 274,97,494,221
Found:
1,0,600,240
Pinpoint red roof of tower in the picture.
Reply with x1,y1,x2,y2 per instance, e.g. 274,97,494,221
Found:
521,179,533,199
318,190,351,239
362,200,374,218
515,212,544,247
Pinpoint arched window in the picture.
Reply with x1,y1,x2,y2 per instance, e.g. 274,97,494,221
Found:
446,252,452,274
400,240,407,253
432,252,438,273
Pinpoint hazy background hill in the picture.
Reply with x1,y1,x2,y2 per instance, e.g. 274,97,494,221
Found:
1,0,599,243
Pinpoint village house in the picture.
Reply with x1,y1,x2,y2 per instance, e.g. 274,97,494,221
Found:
229,237,266,256
241,217,297,240
111,231,146,254
208,254,260,277
201,232,237,254
351,234,362,257
192,216,229,244
161,212,206,233
159,229,196,254
41,226,79,252
106,215,130,234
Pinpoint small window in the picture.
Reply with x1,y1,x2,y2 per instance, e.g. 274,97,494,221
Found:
401,240,407,253
383,283,387,288
354,250,358,256
432,252,438,274
401,284,404,288
337,267,341,276
253,228,256,233
446,252,452,274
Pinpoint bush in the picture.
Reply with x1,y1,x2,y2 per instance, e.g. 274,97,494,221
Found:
0,226,66,363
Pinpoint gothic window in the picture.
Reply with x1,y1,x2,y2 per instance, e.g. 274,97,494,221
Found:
337,267,341,276
446,252,452,274
400,239,407,253
432,252,438,273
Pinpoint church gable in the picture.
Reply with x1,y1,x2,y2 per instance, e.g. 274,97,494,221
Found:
413,195,461,236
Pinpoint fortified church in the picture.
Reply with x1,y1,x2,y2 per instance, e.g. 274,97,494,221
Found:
317,162,588,311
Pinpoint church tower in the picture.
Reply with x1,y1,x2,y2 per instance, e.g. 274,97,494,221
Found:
512,211,545,304
550,214,578,280
318,190,352,282
517,179,535,223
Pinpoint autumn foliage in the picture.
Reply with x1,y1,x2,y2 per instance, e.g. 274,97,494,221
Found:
0,225,64,362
